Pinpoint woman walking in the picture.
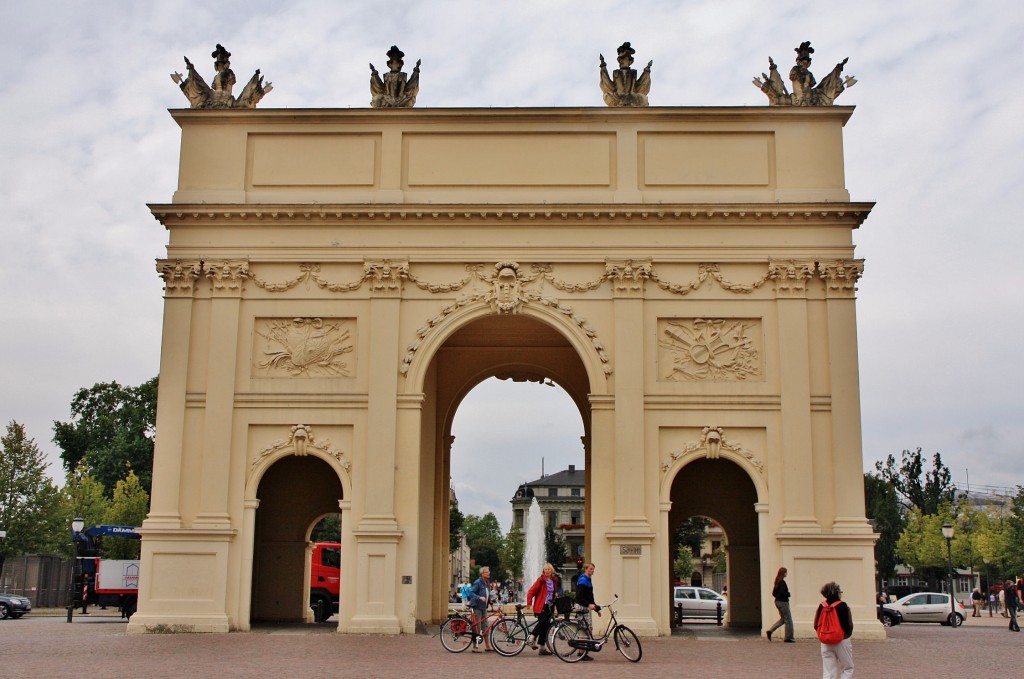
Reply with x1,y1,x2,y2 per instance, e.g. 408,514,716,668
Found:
526,563,561,655
766,566,795,642
814,581,854,678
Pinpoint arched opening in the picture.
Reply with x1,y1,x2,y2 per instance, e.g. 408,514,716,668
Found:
419,313,595,622
251,455,343,623
668,458,760,628
450,377,584,599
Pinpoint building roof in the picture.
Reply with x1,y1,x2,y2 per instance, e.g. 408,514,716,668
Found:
524,465,585,488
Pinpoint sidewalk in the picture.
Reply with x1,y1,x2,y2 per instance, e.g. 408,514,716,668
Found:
4,613,1019,678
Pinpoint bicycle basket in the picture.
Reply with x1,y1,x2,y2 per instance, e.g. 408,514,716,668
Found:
553,596,574,615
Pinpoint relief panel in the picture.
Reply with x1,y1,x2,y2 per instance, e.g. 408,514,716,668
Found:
253,317,356,377
657,317,763,381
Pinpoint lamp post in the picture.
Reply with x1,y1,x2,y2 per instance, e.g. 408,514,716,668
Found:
983,557,992,617
67,517,85,623
941,522,956,626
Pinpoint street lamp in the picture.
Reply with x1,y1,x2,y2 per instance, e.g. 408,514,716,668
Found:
941,523,956,626
67,518,85,623
983,557,992,617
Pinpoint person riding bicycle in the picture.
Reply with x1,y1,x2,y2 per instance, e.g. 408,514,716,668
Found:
526,563,561,656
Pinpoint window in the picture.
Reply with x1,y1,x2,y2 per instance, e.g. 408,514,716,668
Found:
514,509,523,529
548,487,558,497
570,511,581,525
547,511,558,527
571,487,581,497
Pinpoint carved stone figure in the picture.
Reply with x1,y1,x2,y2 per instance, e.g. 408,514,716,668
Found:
370,46,421,108
753,41,856,106
171,44,272,109
599,42,652,107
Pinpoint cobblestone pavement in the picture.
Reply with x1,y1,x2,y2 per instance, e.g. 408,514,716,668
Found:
2,613,1016,678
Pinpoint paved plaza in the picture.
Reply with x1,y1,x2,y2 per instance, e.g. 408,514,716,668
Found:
2,612,1014,678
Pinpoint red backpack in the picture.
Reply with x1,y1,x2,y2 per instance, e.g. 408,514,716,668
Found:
816,601,844,644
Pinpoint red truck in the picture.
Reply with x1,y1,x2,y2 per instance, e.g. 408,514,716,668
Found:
310,542,340,623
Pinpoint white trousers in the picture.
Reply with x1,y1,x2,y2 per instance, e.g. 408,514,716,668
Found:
820,639,854,679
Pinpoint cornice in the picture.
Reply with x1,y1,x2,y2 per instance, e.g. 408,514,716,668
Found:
168,105,856,127
149,202,874,229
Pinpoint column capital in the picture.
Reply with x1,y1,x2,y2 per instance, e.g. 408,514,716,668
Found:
157,259,202,297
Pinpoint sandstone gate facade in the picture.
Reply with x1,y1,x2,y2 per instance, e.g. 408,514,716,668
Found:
129,106,880,638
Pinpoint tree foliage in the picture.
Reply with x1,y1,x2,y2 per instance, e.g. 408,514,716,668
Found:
52,377,158,496
310,514,341,543
864,472,905,582
449,499,465,554
498,525,524,581
463,512,506,580
544,523,568,569
674,516,711,557
99,470,149,559
0,422,66,571
875,448,956,514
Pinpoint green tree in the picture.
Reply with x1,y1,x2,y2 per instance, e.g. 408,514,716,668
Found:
61,464,112,552
310,514,341,542
498,525,524,582
0,421,65,572
1003,486,1024,575
544,523,568,569
463,512,505,579
864,472,906,586
674,516,711,557
99,470,149,559
449,499,465,554
874,448,956,514
52,377,158,497
897,503,972,590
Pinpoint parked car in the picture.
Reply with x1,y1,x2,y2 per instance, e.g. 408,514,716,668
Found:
673,586,728,619
882,592,966,627
877,604,903,627
0,593,32,619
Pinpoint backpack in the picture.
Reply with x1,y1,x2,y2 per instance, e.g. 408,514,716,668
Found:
816,601,844,644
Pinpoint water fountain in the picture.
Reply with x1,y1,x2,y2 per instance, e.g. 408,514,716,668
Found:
522,497,545,599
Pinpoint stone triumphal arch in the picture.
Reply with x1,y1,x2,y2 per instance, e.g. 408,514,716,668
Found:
129,103,881,638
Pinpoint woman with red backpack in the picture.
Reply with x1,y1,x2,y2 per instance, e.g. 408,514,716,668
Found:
813,581,854,678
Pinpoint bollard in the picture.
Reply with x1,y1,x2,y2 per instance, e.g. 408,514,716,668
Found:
716,601,723,626
675,602,683,627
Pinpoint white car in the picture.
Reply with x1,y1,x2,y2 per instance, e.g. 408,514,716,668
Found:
673,586,727,619
882,592,966,626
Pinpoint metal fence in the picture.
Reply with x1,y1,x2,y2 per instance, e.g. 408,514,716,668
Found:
0,554,73,608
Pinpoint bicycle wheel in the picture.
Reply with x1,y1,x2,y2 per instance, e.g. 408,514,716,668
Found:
613,625,642,662
550,621,588,663
489,618,529,656
440,616,474,653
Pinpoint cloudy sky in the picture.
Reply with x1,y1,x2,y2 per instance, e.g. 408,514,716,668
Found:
1,1,1021,523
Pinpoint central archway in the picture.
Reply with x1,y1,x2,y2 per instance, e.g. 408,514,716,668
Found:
415,312,599,622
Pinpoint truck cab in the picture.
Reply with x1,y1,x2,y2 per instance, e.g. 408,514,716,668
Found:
310,542,340,623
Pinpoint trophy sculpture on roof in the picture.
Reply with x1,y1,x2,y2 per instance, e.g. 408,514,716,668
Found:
171,44,272,109
599,42,652,107
370,46,421,108
753,41,856,106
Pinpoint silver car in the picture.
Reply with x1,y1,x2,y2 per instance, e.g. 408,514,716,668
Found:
882,592,966,626
673,586,728,619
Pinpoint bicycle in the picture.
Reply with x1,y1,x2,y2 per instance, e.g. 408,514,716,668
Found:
549,595,643,663
483,598,579,657
439,604,510,654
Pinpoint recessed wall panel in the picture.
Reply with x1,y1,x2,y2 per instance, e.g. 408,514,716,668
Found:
641,132,772,187
248,134,379,187
404,133,613,187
